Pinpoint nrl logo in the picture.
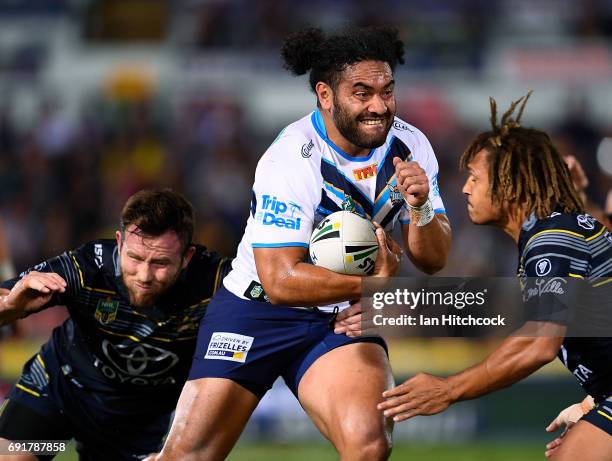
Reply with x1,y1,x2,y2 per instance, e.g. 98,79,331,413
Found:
341,196,357,212
95,298,119,325
250,284,264,299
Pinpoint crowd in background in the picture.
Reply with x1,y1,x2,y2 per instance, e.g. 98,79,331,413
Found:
0,88,609,278
0,0,610,338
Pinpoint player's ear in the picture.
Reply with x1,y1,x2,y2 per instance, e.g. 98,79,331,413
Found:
315,82,333,111
182,245,196,269
115,230,122,250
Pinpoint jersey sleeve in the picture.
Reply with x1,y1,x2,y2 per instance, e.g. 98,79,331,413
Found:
1,250,82,312
398,129,446,224
250,136,321,248
521,229,589,324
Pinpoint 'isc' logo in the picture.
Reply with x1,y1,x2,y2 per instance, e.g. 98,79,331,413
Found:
257,195,302,230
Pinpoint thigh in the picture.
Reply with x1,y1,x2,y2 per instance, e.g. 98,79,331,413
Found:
550,420,612,461
156,378,259,461
297,341,394,448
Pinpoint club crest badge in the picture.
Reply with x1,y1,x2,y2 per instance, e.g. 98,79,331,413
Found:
95,298,119,325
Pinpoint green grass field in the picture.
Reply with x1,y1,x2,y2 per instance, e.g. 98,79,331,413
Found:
53,442,547,461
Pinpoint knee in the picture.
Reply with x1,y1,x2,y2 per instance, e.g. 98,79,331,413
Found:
359,437,392,461
338,423,392,461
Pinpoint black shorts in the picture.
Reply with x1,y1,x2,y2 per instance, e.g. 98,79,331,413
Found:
582,395,612,436
0,343,172,461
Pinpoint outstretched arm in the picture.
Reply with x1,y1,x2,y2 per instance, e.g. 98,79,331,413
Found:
378,322,565,421
544,395,594,458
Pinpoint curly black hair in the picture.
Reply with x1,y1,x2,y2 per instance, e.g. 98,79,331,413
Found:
281,26,405,92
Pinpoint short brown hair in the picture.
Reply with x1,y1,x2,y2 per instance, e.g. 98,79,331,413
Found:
460,91,583,218
120,189,195,253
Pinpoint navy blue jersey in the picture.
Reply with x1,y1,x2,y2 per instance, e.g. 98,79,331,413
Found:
2,239,231,412
517,212,612,401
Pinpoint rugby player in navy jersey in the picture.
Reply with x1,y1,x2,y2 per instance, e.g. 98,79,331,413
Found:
150,26,451,461
377,92,612,460
0,189,234,461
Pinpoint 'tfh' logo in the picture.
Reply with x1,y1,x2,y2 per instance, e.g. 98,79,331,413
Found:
258,195,302,229
353,163,378,181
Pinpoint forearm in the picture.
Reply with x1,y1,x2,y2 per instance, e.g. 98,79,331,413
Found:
0,295,22,326
263,262,362,306
447,336,558,403
403,214,451,274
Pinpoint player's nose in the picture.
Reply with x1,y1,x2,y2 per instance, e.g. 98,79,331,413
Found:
136,263,154,283
368,94,388,115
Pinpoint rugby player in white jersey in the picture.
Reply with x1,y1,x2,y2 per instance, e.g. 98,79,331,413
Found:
150,26,451,461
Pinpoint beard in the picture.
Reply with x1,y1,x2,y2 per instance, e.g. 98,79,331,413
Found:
331,96,394,149
122,269,182,308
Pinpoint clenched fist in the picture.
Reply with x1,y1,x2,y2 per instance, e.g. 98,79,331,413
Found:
393,157,429,207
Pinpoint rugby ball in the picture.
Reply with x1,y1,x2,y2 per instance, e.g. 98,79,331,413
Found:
309,211,378,275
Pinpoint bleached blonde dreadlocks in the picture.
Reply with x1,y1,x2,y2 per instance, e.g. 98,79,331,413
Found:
460,91,584,218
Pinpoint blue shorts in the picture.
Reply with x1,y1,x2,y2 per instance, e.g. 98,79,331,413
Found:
582,395,612,435
0,342,172,461
188,286,387,399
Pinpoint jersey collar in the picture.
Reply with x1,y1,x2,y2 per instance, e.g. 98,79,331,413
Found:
310,109,377,162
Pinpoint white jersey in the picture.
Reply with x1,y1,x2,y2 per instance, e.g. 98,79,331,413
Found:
224,110,446,311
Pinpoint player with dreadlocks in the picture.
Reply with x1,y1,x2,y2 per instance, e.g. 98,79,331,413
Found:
377,92,612,460
148,25,451,461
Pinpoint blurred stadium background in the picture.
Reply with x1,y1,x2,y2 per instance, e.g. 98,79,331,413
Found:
0,0,611,459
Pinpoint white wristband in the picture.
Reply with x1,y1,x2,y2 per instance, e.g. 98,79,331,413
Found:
408,198,435,227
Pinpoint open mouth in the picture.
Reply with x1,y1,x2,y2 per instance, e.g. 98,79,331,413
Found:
360,118,386,127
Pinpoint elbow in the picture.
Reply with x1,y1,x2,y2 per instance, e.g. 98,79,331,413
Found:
255,255,302,305
265,287,289,305
418,256,448,275
536,347,559,365
533,339,561,365
260,276,293,305
421,262,445,275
